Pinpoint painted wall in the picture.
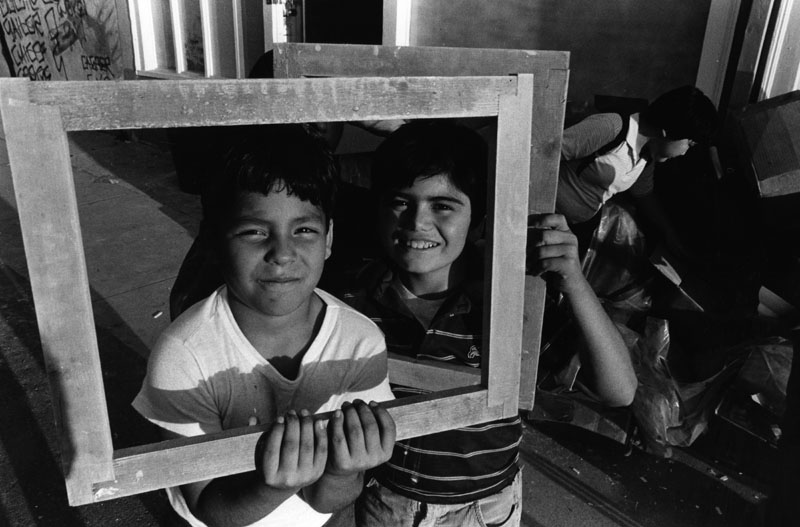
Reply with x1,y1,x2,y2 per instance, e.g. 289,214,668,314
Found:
410,0,711,121
0,0,133,80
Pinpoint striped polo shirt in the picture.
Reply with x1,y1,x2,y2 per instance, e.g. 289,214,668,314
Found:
341,261,522,504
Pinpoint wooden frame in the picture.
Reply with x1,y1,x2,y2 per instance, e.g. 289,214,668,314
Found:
0,73,545,505
272,42,570,410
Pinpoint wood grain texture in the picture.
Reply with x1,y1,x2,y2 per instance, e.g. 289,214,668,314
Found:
483,73,532,410
388,354,480,391
0,74,537,505
25,76,515,130
0,79,115,506
93,387,499,502
273,43,569,410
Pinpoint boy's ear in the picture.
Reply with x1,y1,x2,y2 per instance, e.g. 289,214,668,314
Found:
325,220,333,260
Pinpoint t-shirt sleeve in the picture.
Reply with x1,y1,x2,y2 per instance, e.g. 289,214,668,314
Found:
132,335,223,438
629,162,655,197
562,113,624,161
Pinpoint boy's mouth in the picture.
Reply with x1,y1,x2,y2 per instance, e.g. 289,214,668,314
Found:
258,276,300,284
397,238,440,250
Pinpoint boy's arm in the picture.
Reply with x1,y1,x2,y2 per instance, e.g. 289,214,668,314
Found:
168,410,329,527
303,400,396,513
561,113,625,161
528,213,637,407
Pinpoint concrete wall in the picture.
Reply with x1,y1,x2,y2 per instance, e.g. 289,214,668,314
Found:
409,0,711,121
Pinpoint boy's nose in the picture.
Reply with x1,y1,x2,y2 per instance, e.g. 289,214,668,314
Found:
265,236,296,265
401,205,432,230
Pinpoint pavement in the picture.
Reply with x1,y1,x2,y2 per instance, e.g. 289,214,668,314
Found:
0,130,773,526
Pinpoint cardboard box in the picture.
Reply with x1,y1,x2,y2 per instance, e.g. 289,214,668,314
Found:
736,90,800,198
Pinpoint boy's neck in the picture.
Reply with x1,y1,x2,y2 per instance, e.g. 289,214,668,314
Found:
397,256,468,298
228,291,326,380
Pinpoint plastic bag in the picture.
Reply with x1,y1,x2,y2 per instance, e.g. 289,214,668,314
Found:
624,318,745,457
734,337,793,418
581,201,655,317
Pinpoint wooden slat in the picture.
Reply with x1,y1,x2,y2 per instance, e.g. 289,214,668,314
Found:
273,43,568,79
23,76,515,131
0,79,115,506
519,66,569,410
696,0,742,106
388,354,480,391
232,0,246,78
483,74,532,409
729,0,775,107
92,387,500,503
200,0,237,78
169,0,188,74
273,43,569,410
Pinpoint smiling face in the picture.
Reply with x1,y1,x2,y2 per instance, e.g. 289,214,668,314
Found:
222,188,332,321
378,173,472,295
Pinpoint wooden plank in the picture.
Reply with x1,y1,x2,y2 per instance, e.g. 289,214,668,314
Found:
760,0,800,100
273,43,569,410
24,77,515,131
92,387,500,503
114,0,137,74
200,0,237,78
130,0,176,73
169,0,188,74
273,43,568,79
388,355,480,391
696,0,742,106
519,66,569,410
232,0,247,78
0,79,115,506
2,73,540,506
382,0,399,45
729,0,775,107
483,74,532,410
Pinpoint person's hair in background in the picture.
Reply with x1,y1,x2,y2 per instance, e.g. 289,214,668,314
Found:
641,85,718,145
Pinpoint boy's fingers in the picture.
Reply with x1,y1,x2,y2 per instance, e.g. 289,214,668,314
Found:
527,213,569,231
370,401,397,455
279,411,300,472
297,409,316,471
259,415,285,478
329,407,348,460
353,400,380,454
343,401,367,456
313,417,328,470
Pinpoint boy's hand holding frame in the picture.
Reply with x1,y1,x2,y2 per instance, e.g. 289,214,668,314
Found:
0,51,561,505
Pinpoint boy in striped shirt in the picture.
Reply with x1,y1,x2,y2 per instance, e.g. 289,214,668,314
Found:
343,120,637,526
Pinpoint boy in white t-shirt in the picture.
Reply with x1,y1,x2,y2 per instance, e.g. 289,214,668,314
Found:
133,125,395,527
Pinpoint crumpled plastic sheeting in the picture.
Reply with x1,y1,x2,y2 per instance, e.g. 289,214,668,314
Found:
734,337,793,418
581,202,654,316
622,318,745,457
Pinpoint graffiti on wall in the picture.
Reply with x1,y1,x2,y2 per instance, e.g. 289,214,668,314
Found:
0,0,122,80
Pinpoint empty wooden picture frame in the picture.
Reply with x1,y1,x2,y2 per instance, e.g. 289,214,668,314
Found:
0,73,538,506
271,42,570,410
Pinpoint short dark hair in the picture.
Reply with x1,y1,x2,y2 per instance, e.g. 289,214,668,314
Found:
371,120,488,224
204,124,337,233
642,85,718,144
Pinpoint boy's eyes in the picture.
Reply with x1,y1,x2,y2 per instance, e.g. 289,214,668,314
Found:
233,226,321,238
236,228,268,238
388,198,408,209
386,198,457,212
294,226,321,235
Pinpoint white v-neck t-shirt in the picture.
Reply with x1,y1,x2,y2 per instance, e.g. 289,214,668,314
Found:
134,286,393,527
